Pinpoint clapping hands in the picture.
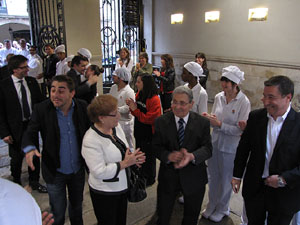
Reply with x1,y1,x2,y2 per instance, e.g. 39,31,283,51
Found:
168,148,195,169
202,112,222,127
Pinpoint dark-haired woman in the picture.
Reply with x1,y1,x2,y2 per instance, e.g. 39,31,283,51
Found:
195,52,209,89
126,74,162,186
153,54,175,113
202,66,251,222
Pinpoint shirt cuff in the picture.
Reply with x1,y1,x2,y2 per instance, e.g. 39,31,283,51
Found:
23,145,37,154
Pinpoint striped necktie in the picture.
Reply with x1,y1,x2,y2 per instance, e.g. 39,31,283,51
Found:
178,118,185,147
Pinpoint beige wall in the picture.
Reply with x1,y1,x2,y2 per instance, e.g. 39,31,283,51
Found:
152,0,300,65
64,0,103,94
148,0,300,111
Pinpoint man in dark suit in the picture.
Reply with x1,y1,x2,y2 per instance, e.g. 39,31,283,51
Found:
67,55,98,102
22,75,90,225
232,75,300,225
153,85,212,225
0,55,46,192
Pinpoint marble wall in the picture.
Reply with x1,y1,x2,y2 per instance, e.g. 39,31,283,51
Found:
153,53,300,112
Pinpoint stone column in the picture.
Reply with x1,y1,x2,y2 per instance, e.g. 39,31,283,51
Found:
64,0,103,94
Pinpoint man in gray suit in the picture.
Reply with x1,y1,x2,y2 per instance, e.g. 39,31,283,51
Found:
153,85,212,225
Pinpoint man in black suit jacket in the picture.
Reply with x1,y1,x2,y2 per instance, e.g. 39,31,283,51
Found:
153,85,212,225
232,75,300,225
0,55,46,192
22,75,90,225
67,55,98,102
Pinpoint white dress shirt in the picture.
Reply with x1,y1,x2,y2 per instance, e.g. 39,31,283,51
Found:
28,54,43,83
262,105,291,178
174,113,189,130
56,58,69,75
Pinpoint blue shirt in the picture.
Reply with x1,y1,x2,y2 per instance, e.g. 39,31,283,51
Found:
56,101,81,174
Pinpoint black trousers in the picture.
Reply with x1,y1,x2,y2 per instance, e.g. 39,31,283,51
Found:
89,188,128,225
8,121,40,183
160,93,172,113
157,168,205,225
136,137,156,185
245,185,294,225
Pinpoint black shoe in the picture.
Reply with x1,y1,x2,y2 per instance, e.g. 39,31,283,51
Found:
30,182,48,193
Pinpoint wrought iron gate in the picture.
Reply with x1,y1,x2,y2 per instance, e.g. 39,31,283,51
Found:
28,0,66,58
100,0,144,82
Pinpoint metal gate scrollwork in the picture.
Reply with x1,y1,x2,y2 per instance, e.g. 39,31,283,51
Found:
28,0,67,58
100,0,143,82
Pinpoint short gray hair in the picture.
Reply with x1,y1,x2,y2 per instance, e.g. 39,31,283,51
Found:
172,85,193,102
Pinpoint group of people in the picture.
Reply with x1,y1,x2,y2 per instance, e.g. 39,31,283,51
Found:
0,44,300,225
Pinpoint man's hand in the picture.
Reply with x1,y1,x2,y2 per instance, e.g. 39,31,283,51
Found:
174,148,194,169
3,135,13,144
264,175,285,188
25,150,41,170
168,151,184,163
231,178,241,193
42,211,54,225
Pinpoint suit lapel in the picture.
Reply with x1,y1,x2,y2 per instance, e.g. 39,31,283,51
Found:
259,110,268,158
7,77,23,112
272,109,296,155
182,112,194,148
168,112,180,150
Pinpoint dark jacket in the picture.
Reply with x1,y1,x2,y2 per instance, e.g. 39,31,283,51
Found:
44,54,59,80
153,111,212,193
22,98,90,183
156,67,175,93
67,68,92,100
233,108,300,214
0,76,44,142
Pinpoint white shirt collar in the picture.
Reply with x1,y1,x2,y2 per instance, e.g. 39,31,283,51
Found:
267,104,291,122
174,113,189,125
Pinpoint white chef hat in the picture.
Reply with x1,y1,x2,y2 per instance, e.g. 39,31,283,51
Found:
184,62,205,81
221,66,244,84
55,44,65,53
66,55,74,62
112,68,131,82
77,48,92,60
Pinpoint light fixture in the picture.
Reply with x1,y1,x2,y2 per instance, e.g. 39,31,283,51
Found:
248,8,268,21
171,13,183,24
205,11,220,23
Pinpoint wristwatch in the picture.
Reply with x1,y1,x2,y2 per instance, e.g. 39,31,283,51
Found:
278,176,286,187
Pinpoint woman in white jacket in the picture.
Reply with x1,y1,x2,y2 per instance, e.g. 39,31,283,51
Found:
202,66,251,222
81,95,145,225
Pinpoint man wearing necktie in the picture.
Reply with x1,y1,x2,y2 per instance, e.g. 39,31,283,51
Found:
153,85,212,225
0,55,46,192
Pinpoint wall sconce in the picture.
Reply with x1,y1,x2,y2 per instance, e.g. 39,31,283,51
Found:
205,11,220,23
248,8,268,21
171,13,183,24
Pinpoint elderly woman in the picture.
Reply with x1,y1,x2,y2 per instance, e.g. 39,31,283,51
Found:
153,54,175,113
130,52,153,92
81,95,145,225
126,74,162,186
202,66,251,222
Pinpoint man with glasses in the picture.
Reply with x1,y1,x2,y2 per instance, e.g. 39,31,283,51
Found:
0,55,46,192
153,85,212,225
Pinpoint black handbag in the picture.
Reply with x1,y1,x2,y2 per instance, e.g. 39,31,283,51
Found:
127,166,147,202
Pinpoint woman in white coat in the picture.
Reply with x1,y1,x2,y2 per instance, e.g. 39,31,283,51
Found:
81,95,145,225
202,66,251,222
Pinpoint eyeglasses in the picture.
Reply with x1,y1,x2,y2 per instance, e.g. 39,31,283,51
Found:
18,66,29,69
171,100,190,107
